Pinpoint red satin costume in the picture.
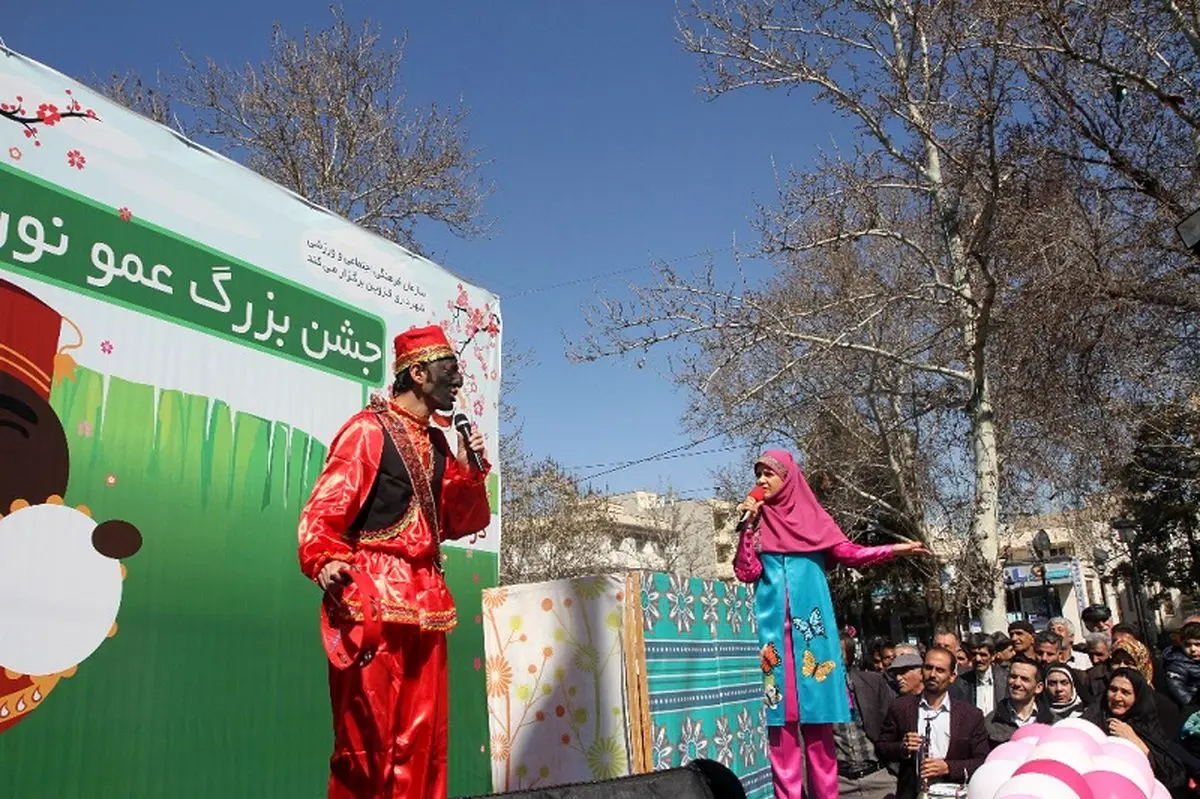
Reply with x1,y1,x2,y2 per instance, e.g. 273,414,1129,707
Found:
299,391,491,799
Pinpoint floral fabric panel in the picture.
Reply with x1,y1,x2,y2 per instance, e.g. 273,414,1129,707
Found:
482,574,631,792
641,573,773,798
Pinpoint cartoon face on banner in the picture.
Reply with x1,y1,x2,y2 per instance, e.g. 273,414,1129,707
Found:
0,279,142,733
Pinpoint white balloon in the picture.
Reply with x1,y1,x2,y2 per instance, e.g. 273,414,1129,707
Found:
1054,717,1108,744
967,760,1021,799
0,504,125,676
1106,735,1148,755
1024,741,1096,774
993,773,1083,799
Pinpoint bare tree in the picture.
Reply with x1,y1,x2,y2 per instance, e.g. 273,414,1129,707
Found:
499,455,622,585
95,70,174,127
984,0,1200,501
577,0,1043,628
90,5,490,255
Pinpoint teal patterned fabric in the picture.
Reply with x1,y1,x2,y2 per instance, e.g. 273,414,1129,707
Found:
640,573,773,799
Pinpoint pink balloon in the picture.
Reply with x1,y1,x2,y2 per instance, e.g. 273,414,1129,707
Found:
1101,741,1155,788
1011,722,1053,743
1014,760,1095,799
1036,726,1105,756
988,739,1036,764
1084,770,1148,799
1085,755,1153,797
1056,717,1108,743
995,773,1085,798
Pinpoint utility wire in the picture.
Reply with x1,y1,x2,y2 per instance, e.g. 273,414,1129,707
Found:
577,430,738,482
564,444,744,472
501,246,734,298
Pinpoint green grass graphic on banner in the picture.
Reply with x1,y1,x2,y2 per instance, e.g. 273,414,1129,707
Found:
0,367,494,798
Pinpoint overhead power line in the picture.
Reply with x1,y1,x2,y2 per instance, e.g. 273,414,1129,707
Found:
503,246,734,298
564,444,744,472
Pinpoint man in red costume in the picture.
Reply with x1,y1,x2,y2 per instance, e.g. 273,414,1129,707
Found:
298,324,492,799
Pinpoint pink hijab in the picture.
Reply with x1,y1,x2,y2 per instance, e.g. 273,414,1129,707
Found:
754,450,848,553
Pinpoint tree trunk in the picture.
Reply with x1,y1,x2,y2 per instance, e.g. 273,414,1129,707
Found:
971,380,1006,631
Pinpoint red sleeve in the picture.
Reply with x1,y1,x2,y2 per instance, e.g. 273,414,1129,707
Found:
439,453,492,540
827,541,896,569
297,413,382,581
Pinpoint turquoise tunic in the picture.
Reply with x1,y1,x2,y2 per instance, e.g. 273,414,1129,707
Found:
755,552,850,726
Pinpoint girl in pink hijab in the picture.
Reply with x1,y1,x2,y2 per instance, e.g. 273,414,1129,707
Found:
734,450,928,799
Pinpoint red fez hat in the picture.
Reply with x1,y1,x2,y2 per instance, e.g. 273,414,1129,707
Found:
0,279,64,400
392,324,455,375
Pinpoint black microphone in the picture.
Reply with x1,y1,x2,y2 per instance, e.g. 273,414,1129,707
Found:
452,412,486,472
735,485,767,532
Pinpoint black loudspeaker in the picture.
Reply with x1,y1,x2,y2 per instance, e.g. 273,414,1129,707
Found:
459,758,746,799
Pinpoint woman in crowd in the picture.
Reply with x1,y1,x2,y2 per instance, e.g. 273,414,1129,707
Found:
1081,668,1185,791
1110,638,1183,738
1045,664,1088,721
734,450,929,799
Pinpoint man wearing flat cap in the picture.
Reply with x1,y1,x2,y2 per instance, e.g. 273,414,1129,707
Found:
298,324,491,799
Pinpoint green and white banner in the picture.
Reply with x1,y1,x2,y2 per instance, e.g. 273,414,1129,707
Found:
0,47,500,797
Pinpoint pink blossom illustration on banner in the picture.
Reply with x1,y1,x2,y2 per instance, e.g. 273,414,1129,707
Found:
439,282,501,427
1,87,100,156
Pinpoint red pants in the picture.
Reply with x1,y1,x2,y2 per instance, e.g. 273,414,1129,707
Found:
327,624,448,799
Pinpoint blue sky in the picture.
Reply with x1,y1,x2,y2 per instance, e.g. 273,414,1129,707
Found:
7,1,841,497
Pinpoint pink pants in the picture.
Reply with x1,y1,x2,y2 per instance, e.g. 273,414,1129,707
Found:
768,723,837,799
767,604,838,798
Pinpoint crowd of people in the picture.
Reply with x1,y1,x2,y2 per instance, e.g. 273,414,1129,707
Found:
833,607,1200,798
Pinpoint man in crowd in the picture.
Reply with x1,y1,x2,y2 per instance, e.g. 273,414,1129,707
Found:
956,634,1007,718
1081,604,1114,635
1033,630,1065,668
1034,630,1094,703
1007,621,1035,659
984,658,1053,746
876,648,990,799
1084,632,1111,700
1112,623,1141,647
869,638,896,673
932,627,965,672
1085,632,1110,666
887,647,925,698
835,634,897,797
991,633,1014,665
1049,616,1093,671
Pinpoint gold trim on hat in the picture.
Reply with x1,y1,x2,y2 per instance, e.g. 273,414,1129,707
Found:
392,343,456,375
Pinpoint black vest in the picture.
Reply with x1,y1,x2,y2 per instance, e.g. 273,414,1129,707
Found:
349,418,448,538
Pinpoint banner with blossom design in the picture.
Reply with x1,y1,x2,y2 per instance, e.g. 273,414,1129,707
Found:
0,47,499,798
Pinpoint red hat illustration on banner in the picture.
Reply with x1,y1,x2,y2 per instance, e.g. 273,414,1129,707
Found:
0,278,76,509
0,278,72,400
0,278,143,735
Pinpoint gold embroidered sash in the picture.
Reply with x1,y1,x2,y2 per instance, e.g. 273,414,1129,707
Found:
375,406,443,573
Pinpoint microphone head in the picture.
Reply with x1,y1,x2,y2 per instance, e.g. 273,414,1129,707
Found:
748,485,766,502
452,412,472,433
